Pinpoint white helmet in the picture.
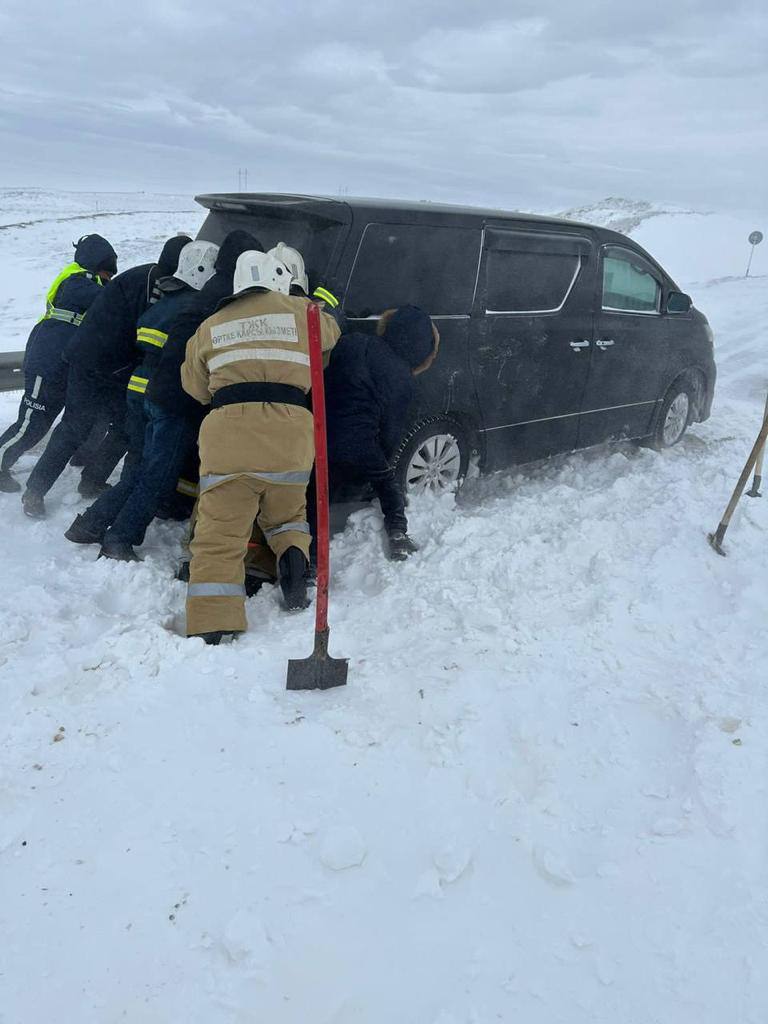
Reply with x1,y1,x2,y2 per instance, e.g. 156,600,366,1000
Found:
268,242,308,294
174,241,218,290
233,250,292,296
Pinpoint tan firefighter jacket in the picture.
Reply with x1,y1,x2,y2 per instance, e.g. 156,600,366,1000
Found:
181,289,340,488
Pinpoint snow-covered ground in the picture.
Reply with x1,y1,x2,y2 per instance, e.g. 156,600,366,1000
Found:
0,189,199,354
1,192,767,1022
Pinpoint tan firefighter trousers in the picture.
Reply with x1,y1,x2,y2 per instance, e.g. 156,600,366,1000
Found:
186,475,311,636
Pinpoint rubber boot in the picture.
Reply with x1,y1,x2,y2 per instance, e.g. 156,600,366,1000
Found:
78,478,110,500
65,513,107,545
99,538,140,562
0,469,21,493
387,531,419,561
304,558,317,588
190,631,239,646
0,468,20,491
278,546,310,610
245,567,274,598
21,489,46,519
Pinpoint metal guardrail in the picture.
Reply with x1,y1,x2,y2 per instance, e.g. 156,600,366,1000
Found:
0,352,24,392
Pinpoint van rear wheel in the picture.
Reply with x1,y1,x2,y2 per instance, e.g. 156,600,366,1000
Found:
392,418,470,495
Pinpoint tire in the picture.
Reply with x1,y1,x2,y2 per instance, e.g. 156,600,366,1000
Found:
649,378,695,450
392,417,471,495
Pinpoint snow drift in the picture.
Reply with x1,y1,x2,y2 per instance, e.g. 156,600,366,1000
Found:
1,192,767,1023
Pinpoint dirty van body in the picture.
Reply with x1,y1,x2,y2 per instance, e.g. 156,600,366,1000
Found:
195,194,715,495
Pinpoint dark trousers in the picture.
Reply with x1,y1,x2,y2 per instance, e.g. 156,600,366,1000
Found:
0,373,66,472
78,417,129,488
26,366,128,497
307,461,407,560
83,398,197,547
71,409,129,488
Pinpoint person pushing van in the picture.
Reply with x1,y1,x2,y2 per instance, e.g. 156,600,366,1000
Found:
321,305,440,560
181,249,340,645
0,234,117,495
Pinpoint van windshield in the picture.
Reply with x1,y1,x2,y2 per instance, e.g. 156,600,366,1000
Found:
197,203,347,283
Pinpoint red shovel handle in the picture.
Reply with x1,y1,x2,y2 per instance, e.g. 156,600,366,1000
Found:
307,302,329,633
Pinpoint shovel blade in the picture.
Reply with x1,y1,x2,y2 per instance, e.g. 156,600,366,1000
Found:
286,628,348,690
708,531,727,557
286,653,348,690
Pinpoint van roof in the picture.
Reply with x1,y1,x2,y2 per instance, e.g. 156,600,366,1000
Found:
195,192,595,231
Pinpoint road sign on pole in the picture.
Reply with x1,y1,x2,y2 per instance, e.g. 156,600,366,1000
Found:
746,230,763,277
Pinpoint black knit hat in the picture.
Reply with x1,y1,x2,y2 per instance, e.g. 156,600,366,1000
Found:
74,234,117,275
215,230,264,276
157,234,192,276
381,305,435,370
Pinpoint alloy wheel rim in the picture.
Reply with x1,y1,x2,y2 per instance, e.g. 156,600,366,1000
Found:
663,393,690,446
406,434,462,493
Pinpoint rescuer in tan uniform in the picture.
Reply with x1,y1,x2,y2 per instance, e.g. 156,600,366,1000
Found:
181,250,340,644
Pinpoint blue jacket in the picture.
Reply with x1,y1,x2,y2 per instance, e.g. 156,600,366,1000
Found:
24,270,104,382
126,284,198,396
23,234,118,382
146,229,263,419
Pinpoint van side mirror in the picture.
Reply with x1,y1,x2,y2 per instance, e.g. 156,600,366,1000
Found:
666,291,692,314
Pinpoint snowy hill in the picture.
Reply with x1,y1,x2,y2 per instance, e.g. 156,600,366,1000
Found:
1,192,768,1022
558,197,766,292
558,196,698,234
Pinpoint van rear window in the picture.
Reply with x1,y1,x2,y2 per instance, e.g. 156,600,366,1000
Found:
344,223,481,317
198,209,345,282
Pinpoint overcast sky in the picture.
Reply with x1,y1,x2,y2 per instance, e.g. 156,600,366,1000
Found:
0,0,766,213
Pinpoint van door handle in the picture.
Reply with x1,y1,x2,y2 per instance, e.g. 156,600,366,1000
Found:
596,338,615,349
570,339,590,351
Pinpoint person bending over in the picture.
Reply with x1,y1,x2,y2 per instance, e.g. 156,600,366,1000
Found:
323,305,439,561
0,234,117,495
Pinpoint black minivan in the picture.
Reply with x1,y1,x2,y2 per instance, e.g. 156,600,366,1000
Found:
195,193,715,494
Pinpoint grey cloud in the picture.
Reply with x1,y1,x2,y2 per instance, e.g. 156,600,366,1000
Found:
0,0,766,214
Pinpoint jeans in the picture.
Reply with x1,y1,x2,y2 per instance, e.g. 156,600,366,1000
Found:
80,392,148,530
86,398,197,547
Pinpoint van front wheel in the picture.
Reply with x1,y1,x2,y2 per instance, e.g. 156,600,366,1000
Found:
650,379,694,450
392,418,470,495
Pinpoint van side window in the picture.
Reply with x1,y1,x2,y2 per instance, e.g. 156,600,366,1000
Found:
344,223,481,317
484,231,588,314
602,247,661,313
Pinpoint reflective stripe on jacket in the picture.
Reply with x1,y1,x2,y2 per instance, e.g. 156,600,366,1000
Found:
181,290,340,482
38,262,101,326
129,285,194,393
127,374,149,394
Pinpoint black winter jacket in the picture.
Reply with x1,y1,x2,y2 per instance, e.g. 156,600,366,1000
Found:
66,236,190,385
324,332,416,471
65,263,158,383
145,272,233,419
146,230,262,419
